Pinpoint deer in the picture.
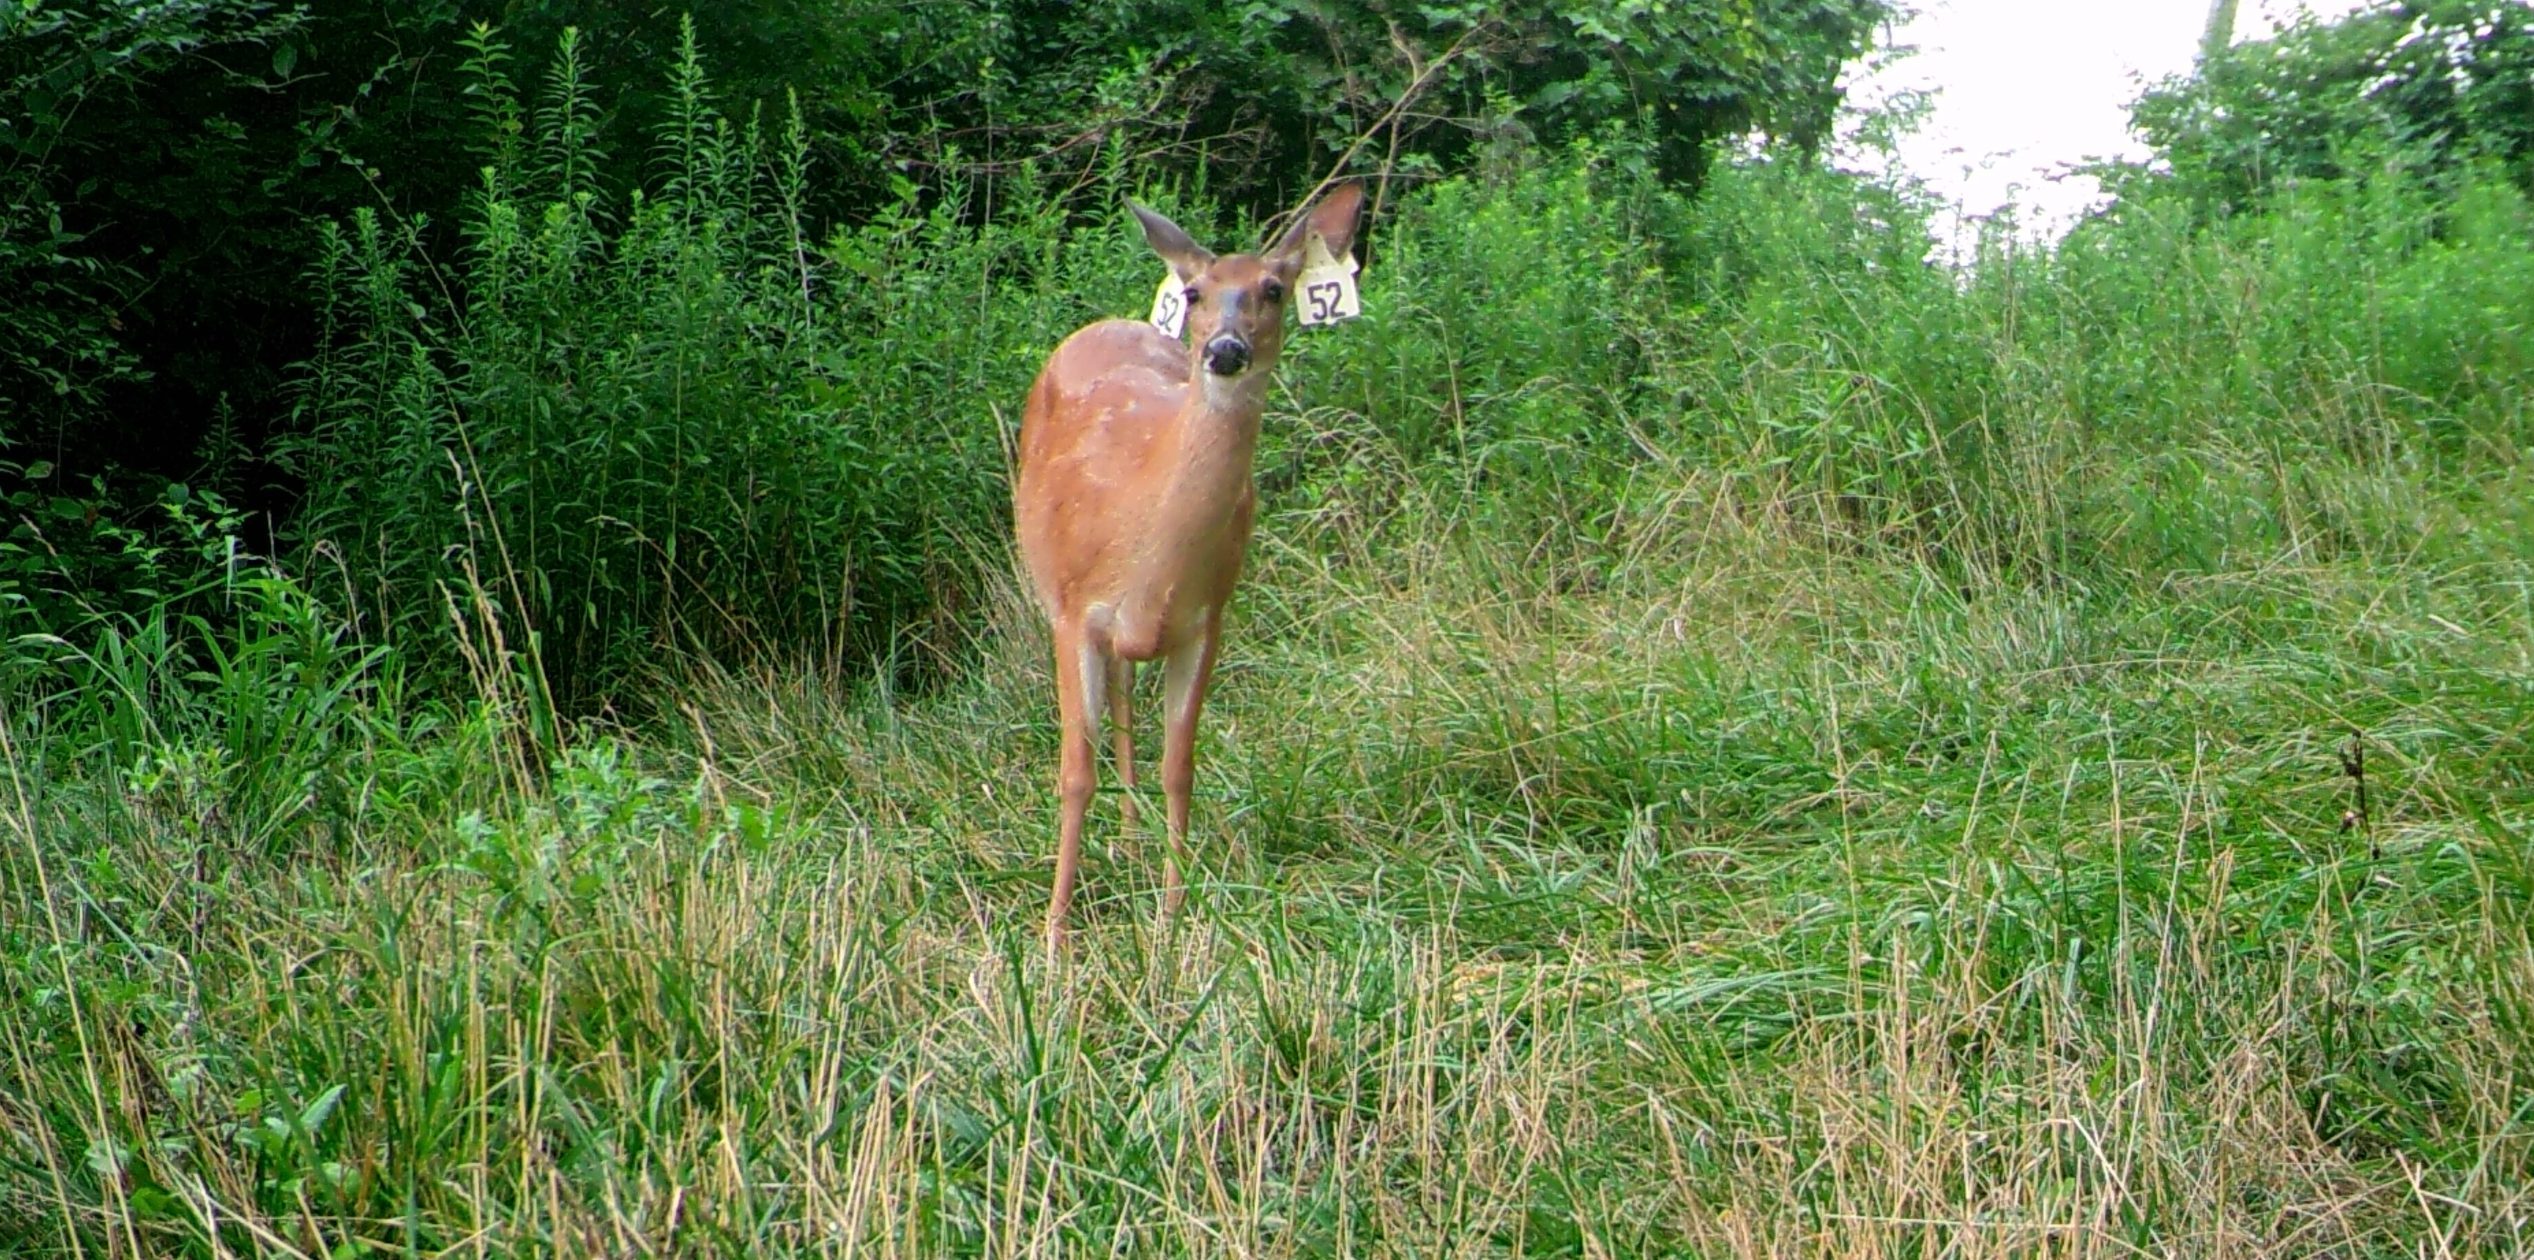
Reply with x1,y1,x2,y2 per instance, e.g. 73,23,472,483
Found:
1013,182,1365,954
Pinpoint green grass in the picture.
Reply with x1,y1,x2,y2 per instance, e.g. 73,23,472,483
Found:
6,154,2534,1255
7,463,2530,1255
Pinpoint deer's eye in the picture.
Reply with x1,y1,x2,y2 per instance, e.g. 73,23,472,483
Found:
1183,285,1201,306
1261,279,1285,303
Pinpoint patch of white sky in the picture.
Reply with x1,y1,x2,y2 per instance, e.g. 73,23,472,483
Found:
1839,0,2376,251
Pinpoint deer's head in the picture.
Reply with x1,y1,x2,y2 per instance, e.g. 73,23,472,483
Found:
1131,183,1365,382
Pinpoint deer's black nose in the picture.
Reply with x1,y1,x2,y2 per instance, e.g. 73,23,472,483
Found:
1203,336,1251,377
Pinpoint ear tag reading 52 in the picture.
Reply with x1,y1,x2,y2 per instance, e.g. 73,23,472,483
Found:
1149,273,1188,340
1297,232,1361,327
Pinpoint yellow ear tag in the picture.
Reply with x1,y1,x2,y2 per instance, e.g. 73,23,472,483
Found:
1149,273,1188,340
1296,232,1361,327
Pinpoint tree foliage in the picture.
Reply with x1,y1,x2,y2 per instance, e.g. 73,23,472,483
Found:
2,0,1890,463
847,0,1889,208
2131,0,2534,215
1,1,896,471
277,23,1135,701
2,0,1891,691
1,0,300,443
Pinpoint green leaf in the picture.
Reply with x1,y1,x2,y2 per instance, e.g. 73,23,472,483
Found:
297,1082,347,1138
84,1139,129,1178
128,1185,185,1220
272,41,298,78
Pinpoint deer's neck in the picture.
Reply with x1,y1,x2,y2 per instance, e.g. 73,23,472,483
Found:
1129,372,1266,594
1102,364,1272,651
1157,372,1268,511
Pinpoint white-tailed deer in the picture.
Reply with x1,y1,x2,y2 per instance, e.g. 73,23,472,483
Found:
1014,182,1365,953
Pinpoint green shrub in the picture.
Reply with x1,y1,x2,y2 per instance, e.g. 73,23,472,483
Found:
281,24,1157,706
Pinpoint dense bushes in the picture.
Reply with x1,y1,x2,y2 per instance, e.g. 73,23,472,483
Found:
0,0,1891,586
1634,157,2534,588
255,30,2534,704
2131,0,2534,217
12,115,2523,867
1267,141,2534,601
13,5,2534,715
275,26,1150,701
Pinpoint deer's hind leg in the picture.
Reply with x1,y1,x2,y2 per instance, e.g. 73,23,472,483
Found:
1107,654,1137,830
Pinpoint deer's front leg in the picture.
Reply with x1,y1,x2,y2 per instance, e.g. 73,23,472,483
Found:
1158,607,1223,921
1047,620,1104,956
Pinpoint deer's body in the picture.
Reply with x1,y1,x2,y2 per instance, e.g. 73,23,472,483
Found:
1015,185,1363,953
1016,320,1260,664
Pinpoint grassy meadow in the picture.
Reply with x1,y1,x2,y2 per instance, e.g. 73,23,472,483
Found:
6,131,2534,1257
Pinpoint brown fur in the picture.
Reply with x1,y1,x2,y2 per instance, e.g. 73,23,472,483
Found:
1014,184,1365,953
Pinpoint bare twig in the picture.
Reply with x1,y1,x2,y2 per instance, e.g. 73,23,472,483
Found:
1268,18,1500,248
2339,728,2374,861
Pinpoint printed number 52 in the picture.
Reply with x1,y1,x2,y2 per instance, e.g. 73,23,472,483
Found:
1306,281,1343,322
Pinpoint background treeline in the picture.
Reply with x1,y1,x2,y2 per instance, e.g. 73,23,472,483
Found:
7,0,2530,706
3,0,1881,700
2130,0,2534,213
1,0,2528,704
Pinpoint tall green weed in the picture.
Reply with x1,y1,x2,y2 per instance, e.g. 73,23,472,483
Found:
1640,157,2534,592
282,23,1153,707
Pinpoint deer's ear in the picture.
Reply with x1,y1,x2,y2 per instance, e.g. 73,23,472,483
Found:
1271,182,1365,265
1130,201,1214,284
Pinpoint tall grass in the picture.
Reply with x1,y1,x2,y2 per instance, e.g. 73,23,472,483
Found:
6,76,2534,1257
281,22,1162,708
